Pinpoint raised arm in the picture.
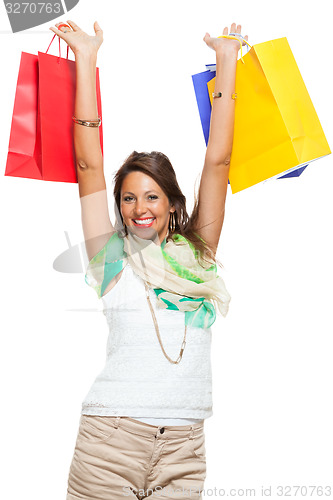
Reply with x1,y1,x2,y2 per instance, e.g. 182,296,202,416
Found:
194,23,248,256
49,20,115,261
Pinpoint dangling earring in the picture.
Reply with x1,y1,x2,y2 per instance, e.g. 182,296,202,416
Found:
169,211,176,232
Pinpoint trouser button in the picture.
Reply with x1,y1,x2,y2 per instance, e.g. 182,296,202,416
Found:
160,427,165,434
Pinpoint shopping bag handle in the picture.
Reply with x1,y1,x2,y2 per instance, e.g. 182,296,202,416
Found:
45,34,70,63
218,34,252,64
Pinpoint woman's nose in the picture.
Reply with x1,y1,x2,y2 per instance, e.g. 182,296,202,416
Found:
133,201,147,216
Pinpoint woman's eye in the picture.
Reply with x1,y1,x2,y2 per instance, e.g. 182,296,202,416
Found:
123,195,157,202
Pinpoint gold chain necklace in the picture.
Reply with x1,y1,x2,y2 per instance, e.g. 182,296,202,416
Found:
143,280,187,364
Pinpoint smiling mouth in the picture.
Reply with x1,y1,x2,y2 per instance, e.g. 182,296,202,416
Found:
132,217,155,227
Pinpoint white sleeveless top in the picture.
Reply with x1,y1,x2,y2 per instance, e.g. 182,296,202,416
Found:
81,262,213,423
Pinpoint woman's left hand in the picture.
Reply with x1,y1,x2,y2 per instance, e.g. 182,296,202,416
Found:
203,22,248,54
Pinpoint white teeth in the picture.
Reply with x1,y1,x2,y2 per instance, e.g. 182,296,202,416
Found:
133,218,155,225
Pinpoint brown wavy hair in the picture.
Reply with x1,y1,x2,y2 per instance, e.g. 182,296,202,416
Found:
113,150,222,269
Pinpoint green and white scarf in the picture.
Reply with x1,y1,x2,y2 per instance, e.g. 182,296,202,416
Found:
85,230,231,329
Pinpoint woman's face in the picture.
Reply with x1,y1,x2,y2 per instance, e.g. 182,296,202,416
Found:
120,171,175,244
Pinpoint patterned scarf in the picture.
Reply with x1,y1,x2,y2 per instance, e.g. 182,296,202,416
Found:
85,230,231,329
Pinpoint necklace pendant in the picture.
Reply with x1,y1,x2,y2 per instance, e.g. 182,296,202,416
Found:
143,278,187,364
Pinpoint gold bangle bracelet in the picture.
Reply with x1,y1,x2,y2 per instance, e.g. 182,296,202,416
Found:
72,116,102,127
212,92,237,100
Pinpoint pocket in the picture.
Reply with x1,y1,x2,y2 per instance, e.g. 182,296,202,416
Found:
187,432,206,461
77,415,118,445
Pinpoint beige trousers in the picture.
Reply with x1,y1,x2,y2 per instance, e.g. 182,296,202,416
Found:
66,415,207,499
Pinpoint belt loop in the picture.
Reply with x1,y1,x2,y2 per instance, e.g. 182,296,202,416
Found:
189,426,194,440
114,416,120,429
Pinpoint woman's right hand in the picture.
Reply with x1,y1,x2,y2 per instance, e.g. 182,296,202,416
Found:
49,20,103,58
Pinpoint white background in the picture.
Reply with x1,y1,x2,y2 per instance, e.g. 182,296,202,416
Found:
0,0,332,498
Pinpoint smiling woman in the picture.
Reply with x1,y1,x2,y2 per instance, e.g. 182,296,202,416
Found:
119,165,175,240
49,17,245,500
113,150,217,267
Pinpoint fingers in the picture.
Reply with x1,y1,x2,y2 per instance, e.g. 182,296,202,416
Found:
49,25,67,40
230,22,237,33
49,21,71,38
66,20,81,31
94,21,103,38
228,23,244,36
56,22,71,33
222,26,228,35
49,20,80,35
228,23,248,44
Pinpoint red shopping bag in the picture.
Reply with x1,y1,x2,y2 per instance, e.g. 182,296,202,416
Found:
5,36,103,183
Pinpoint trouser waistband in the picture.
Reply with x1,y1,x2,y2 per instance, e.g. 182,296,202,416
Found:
82,415,205,440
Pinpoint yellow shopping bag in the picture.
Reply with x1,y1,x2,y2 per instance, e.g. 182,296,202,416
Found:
207,36,331,193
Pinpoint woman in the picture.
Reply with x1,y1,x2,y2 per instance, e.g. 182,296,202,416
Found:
50,19,248,500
